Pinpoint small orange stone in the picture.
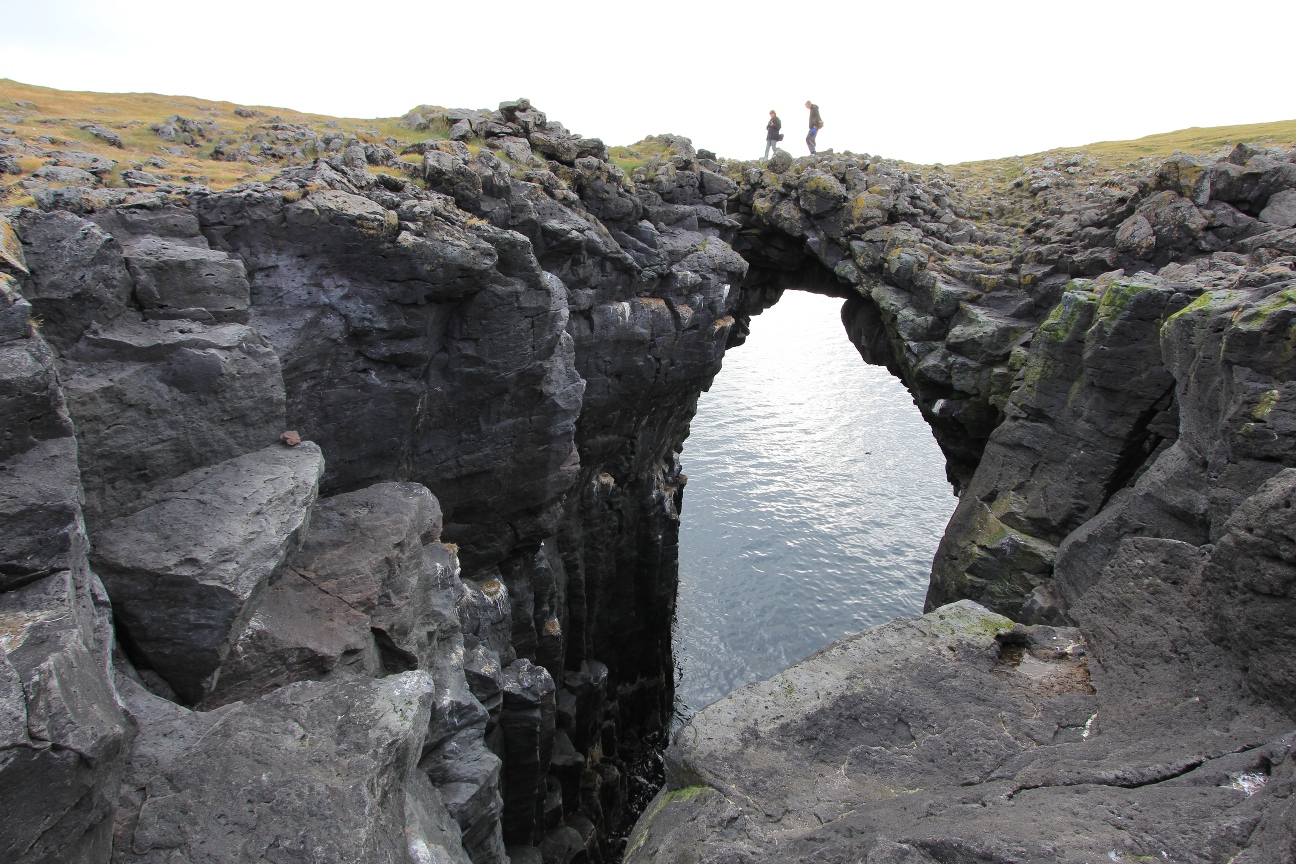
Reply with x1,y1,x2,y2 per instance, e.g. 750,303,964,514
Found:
280,430,301,446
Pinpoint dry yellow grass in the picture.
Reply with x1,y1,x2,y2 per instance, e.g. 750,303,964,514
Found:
1079,119,1296,162
0,77,450,197
945,118,1296,185
4,76,1294,205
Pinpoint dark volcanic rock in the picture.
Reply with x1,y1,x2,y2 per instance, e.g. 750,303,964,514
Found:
500,658,557,846
6,100,1296,862
16,210,134,351
111,671,453,864
92,442,324,703
622,136,1296,862
61,315,287,528
929,273,1190,615
196,568,382,707
1,569,130,864
629,593,1292,864
121,236,250,322
1200,470,1296,715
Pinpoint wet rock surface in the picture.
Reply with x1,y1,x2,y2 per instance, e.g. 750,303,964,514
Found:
2,98,1295,862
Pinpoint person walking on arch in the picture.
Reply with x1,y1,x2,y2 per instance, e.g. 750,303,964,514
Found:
805,100,824,155
764,110,783,161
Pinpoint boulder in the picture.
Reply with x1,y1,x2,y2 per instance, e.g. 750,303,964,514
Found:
60,315,287,527
92,441,324,703
32,165,98,186
1137,190,1207,251
423,151,484,205
288,482,446,669
79,125,122,148
796,170,848,215
47,150,116,175
1114,212,1156,258
16,210,134,351
112,671,460,864
766,149,793,174
1259,188,1296,228
119,171,164,188
284,189,400,244
0,569,130,864
198,569,381,707
121,236,250,322
943,303,1030,364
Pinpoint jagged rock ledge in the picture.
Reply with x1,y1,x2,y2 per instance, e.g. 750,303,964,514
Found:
1,94,1295,864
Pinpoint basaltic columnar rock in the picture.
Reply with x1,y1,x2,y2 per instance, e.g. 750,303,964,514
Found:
1,95,1294,863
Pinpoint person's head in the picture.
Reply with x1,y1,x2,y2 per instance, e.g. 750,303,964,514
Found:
770,110,777,116
805,101,813,108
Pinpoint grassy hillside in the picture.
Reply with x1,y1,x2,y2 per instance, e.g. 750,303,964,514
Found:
1077,120,1296,163
3,76,1295,208
0,78,445,203
941,119,1296,199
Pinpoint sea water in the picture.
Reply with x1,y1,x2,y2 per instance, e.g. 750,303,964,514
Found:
674,290,956,712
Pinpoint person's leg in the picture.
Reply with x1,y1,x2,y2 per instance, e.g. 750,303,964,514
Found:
764,138,773,160
807,128,816,154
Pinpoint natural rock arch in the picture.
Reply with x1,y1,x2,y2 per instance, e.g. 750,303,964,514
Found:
3,96,1296,864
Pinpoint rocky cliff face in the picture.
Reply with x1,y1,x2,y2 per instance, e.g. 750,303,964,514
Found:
2,94,1296,864
1,100,745,864
627,140,1296,862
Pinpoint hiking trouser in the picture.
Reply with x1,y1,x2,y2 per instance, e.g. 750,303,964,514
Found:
806,127,819,154
764,138,778,160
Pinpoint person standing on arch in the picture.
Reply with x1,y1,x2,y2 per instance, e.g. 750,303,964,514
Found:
764,110,782,161
805,100,824,154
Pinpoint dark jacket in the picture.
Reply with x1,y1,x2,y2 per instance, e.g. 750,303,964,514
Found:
808,104,823,129
766,115,782,140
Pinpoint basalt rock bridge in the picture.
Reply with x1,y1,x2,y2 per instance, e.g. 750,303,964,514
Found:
2,99,1295,863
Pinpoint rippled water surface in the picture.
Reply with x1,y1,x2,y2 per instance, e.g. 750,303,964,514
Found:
674,290,956,711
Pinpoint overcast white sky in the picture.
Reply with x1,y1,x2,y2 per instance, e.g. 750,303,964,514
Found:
2,0,1292,165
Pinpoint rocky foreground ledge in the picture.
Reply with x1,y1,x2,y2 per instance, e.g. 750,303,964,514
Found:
1,91,1295,863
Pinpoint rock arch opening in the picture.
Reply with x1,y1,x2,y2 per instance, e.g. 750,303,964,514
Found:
731,239,1002,495
672,287,954,713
